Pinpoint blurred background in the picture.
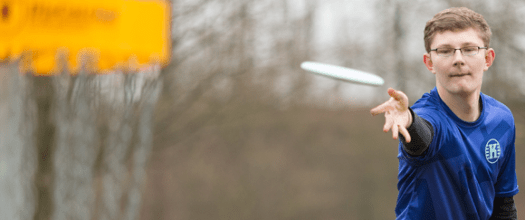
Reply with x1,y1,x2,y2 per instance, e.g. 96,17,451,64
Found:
1,0,525,219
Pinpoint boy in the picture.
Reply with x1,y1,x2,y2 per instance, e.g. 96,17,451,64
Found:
370,7,519,219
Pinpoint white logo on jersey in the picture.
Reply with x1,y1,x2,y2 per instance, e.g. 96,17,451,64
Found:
485,139,501,164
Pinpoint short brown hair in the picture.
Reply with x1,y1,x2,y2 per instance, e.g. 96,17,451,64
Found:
424,7,491,53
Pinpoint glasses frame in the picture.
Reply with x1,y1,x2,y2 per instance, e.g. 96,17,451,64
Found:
430,46,488,57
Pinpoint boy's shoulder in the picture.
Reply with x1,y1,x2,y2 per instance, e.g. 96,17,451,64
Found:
481,93,515,122
482,93,512,113
411,90,442,114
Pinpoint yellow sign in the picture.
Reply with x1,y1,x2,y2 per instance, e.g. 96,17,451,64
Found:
0,0,171,75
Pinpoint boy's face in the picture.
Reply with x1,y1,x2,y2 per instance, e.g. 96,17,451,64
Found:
423,28,495,96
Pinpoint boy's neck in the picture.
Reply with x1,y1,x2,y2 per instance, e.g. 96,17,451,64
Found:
437,87,481,122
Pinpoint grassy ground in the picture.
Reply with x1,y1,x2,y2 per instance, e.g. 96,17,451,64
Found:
142,101,525,220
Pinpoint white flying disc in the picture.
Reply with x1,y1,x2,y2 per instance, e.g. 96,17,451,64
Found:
300,61,384,86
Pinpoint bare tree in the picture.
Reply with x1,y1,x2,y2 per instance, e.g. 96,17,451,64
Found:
0,61,38,220
51,68,101,220
50,62,161,220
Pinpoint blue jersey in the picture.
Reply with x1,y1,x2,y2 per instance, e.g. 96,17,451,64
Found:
395,87,519,220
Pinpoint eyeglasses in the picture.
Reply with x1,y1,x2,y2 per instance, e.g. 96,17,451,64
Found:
430,46,487,57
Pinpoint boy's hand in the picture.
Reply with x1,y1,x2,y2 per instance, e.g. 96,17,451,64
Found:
370,88,413,143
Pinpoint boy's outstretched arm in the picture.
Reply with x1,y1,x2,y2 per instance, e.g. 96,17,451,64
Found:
371,88,434,156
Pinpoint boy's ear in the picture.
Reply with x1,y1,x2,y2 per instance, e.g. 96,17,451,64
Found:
484,48,495,71
423,53,435,74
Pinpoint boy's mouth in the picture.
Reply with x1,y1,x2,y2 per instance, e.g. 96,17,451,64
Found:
450,73,470,77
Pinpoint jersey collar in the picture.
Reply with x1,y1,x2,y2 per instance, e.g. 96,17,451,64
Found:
431,87,486,128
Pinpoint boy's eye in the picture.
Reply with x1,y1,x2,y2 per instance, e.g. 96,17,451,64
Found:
438,48,454,54
462,47,477,53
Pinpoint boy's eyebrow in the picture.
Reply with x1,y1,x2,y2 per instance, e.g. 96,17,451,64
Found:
434,44,452,48
459,42,479,47
434,42,480,48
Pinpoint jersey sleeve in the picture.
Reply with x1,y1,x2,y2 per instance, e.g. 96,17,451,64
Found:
400,108,433,156
398,108,445,165
494,124,519,197
490,196,517,219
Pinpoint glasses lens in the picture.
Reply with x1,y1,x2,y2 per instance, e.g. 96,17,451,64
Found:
461,46,479,56
437,48,454,56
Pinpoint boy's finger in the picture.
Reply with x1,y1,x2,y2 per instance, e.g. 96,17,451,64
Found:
389,89,406,102
399,126,411,143
392,124,399,140
370,99,394,116
383,117,394,132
